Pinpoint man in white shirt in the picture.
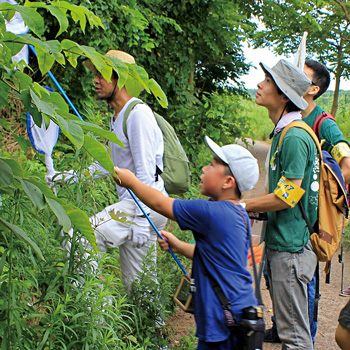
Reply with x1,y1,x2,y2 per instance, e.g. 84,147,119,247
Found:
84,50,168,291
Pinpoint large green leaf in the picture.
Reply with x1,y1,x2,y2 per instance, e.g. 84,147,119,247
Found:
58,1,86,32
105,56,129,88
75,121,124,147
45,41,65,65
47,5,69,37
55,115,84,149
1,158,23,177
0,218,45,261
148,79,168,108
83,135,114,173
30,89,55,116
15,3,44,37
61,204,97,252
82,46,112,80
0,159,14,187
61,40,84,68
13,70,33,92
45,196,71,232
36,47,55,76
2,32,26,58
19,179,45,210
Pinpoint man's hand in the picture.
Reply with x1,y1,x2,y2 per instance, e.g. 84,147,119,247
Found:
128,217,150,248
113,166,137,188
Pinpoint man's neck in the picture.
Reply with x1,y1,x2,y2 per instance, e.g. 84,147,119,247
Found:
110,91,133,121
301,100,316,119
269,106,288,126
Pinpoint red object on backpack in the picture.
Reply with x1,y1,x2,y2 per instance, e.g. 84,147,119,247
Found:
312,112,336,139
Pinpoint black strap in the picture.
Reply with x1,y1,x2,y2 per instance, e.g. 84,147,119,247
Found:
313,263,321,322
196,249,231,310
298,201,315,234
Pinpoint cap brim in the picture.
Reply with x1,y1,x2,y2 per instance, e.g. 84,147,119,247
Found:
204,136,228,164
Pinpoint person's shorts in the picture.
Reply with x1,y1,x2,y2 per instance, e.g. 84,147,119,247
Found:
339,299,350,330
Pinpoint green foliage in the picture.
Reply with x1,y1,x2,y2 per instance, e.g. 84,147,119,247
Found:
250,0,350,116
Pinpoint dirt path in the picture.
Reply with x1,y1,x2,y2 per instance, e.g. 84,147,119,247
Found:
167,139,350,349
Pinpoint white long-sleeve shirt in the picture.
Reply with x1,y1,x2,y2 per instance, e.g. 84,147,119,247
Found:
92,97,167,216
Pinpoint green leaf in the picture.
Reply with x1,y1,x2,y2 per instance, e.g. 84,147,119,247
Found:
47,5,69,37
148,79,168,108
13,3,45,37
61,40,83,68
83,135,115,173
58,1,86,32
82,46,112,80
30,89,55,116
75,121,124,147
19,178,45,210
0,218,45,261
0,249,8,275
0,159,14,187
13,70,33,92
36,47,55,76
105,56,129,88
55,114,84,149
0,81,11,107
45,196,71,232
1,158,23,177
45,41,65,65
61,204,97,252
2,32,26,58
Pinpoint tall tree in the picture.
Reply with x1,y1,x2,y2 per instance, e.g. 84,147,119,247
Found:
251,0,350,116
46,0,257,163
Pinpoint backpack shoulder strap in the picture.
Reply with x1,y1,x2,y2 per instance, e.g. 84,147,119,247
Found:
313,112,336,140
122,100,145,139
279,121,323,159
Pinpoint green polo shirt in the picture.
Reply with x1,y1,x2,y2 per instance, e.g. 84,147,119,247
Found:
266,126,319,252
303,105,349,153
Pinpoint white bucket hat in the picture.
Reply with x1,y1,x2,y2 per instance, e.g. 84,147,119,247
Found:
204,136,259,193
259,59,311,110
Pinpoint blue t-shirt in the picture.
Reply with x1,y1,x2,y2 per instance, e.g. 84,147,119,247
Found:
173,199,257,342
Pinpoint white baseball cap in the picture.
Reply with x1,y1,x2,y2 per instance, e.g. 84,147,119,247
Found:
204,136,259,193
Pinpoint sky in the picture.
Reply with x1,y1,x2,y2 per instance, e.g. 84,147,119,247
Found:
240,44,350,91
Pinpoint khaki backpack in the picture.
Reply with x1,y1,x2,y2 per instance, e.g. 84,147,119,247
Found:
279,121,349,262
123,100,191,194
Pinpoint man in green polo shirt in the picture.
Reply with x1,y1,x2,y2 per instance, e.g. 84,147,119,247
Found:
302,60,350,184
303,60,350,301
243,59,318,350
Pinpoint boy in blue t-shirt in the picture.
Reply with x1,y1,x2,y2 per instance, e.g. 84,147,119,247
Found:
113,136,260,349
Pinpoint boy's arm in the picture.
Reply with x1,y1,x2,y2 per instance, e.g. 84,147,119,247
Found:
243,178,302,212
113,167,175,220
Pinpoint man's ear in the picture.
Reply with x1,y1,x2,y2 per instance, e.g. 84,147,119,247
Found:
308,84,320,98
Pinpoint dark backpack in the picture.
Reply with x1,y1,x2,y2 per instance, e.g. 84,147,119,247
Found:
123,100,191,194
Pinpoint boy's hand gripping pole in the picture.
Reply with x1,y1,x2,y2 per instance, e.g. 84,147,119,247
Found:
127,188,188,275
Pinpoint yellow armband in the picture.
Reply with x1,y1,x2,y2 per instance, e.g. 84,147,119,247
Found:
331,142,350,163
274,176,305,207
